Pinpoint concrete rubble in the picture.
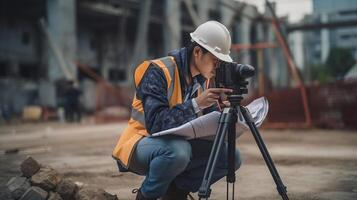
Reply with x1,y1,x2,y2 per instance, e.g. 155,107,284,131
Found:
48,192,63,200
6,177,30,200
5,156,118,200
75,187,118,200
20,156,41,178
57,179,77,200
31,166,61,191
20,186,48,200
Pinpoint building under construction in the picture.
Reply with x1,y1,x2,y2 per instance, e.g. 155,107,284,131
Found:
1,0,286,119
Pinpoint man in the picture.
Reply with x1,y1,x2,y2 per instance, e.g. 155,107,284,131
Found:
64,80,82,123
112,21,242,200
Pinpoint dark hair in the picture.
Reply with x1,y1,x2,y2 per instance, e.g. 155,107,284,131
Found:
186,41,209,79
187,41,209,56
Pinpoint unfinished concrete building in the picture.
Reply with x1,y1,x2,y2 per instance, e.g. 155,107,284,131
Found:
0,0,286,120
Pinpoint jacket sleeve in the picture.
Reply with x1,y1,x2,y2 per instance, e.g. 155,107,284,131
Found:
136,64,197,134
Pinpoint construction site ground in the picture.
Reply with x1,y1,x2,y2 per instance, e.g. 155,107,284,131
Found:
1,121,357,200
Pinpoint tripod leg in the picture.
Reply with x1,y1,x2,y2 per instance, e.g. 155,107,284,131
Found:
240,106,289,200
227,111,237,200
198,108,233,199
227,113,237,183
198,120,228,198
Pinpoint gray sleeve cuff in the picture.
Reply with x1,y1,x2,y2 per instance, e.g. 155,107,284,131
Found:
191,98,201,114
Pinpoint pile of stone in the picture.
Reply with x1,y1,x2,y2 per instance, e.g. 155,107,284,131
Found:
5,157,118,200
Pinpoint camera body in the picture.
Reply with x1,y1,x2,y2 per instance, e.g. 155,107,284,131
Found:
215,62,255,95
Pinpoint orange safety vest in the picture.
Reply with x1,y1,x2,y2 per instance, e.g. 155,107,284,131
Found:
112,56,183,169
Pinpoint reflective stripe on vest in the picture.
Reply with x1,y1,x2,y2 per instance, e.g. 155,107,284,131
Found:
161,57,176,100
130,56,177,128
131,108,146,127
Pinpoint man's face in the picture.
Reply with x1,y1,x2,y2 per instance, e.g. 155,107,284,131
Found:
194,47,219,79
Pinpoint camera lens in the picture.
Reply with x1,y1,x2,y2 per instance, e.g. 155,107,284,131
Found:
235,64,255,79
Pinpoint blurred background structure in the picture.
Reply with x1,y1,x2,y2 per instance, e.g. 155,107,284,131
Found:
0,0,356,129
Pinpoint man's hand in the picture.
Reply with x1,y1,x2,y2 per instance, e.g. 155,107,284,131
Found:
195,88,232,110
220,100,231,109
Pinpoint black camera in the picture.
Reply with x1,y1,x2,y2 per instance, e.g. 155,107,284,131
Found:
215,62,255,95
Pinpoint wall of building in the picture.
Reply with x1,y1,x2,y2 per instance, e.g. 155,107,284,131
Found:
0,0,285,118
303,0,357,67
0,18,44,115
313,0,357,14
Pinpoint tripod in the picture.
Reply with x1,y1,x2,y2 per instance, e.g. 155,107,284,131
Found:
198,94,289,200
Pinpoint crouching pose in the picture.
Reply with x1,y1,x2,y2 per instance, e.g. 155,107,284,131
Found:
112,21,242,200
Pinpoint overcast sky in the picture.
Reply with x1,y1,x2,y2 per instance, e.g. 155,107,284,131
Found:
237,0,313,22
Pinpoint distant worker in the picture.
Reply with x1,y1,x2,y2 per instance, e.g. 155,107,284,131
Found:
112,21,241,200
64,80,82,123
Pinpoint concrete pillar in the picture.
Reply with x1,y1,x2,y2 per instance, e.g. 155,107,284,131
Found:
219,0,235,26
47,0,77,81
239,15,251,64
265,7,275,86
265,2,287,88
197,0,210,22
130,0,151,86
289,31,305,70
45,0,77,107
164,0,181,53
230,21,241,61
320,13,330,63
218,0,236,67
256,22,264,44
256,22,265,94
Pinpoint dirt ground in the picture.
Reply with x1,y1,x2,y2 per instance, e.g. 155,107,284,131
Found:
1,122,357,200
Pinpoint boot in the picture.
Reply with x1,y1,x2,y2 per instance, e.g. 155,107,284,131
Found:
161,182,192,200
132,188,157,200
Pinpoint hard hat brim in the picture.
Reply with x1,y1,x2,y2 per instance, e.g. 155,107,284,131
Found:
199,42,233,63
211,51,233,63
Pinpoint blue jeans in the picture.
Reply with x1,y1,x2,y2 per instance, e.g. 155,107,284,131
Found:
128,136,242,198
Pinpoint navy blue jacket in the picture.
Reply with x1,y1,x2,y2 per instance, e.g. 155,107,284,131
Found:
136,48,207,134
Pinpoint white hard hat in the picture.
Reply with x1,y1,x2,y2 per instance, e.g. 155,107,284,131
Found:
190,21,232,62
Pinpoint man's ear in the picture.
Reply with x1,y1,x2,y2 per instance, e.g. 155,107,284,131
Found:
193,46,201,58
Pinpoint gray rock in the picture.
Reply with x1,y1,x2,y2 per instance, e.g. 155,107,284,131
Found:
75,187,118,200
20,157,41,178
56,178,78,200
0,185,15,200
31,166,62,191
19,186,48,200
103,191,118,200
48,192,63,200
6,176,30,200
4,148,19,154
